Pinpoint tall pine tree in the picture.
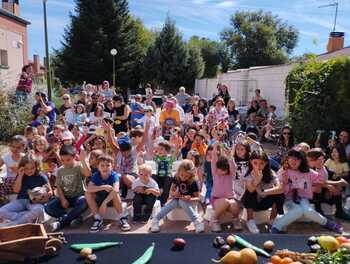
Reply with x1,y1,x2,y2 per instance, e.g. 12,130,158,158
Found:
56,0,143,88
144,17,189,93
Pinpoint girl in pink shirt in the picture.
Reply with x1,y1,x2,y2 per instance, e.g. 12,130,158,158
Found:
210,142,240,232
271,149,342,233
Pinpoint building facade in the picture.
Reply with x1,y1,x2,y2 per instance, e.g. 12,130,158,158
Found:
0,0,30,90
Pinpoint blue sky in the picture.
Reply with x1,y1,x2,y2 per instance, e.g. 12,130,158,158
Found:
21,0,350,60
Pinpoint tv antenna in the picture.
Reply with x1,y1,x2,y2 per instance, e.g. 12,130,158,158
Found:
318,1,339,32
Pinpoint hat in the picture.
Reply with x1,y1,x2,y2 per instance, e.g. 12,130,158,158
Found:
103,80,109,85
117,135,131,146
31,120,44,128
164,100,175,109
62,131,74,141
144,106,154,112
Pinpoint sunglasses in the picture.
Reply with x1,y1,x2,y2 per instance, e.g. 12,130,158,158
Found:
283,132,291,135
63,98,69,100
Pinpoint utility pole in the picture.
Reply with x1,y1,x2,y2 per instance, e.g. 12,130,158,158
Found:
43,0,52,100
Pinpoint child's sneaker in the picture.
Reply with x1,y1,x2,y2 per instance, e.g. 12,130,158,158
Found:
150,219,160,233
211,219,221,233
270,226,283,234
194,220,204,233
233,218,243,230
119,217,131,232
90,218,103,233
324,219,343,234
50,221,62,232
246,219,260,234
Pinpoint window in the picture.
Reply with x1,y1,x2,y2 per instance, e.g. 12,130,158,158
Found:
0,50,8,67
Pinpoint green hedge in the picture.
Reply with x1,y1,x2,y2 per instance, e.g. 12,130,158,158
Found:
286,56,350,143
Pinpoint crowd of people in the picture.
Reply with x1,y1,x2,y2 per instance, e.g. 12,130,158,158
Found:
0,81,349,235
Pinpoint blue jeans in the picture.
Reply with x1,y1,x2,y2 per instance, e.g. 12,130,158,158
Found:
155,199,199,222
205,181,213,201
272,199,327,231
15,90,29,105
0,199,43,225
45,196,87,226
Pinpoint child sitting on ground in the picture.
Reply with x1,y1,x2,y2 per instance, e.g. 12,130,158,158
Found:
242,150,284,234
210,142,240,232
325,145,349,180
151,159,204,233
0,154,52,227
0,136,26,203
45,145,91,231
307,148,350,220
132,164,160,223
153,141,176,206
191,133,208,158
271,149,342,233
85,155,130,232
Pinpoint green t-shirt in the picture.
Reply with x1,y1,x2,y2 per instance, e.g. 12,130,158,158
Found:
154,155,175,177
56,165,85,198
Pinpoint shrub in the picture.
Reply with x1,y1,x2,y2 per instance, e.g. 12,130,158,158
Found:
0,93,33,141
286,56,350,143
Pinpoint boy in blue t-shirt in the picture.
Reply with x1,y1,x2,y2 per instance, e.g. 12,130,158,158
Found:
85,155,130,232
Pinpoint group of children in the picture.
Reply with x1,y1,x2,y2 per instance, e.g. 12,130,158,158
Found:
0,89,349,236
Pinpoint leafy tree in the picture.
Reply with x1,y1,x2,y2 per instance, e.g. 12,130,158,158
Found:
189,36,230,78
221,10,298,68
286,57,350,143
55,0,144,88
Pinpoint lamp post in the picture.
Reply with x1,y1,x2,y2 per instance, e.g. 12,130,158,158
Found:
110,48,117,89
43,0,52,100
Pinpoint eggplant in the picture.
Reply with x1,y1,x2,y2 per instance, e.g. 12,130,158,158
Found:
213,236,226,248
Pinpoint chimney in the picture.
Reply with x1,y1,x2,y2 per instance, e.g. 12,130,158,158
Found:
327,32,345,53
33,54,40,74
2,0,19,16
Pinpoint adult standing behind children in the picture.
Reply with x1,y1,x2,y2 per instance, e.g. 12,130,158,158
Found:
32,92,57,128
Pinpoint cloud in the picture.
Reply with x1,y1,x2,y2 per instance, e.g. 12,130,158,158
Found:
217,1,236,8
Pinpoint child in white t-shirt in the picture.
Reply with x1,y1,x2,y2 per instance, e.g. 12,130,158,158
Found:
0,136,26,201
132,164,160,222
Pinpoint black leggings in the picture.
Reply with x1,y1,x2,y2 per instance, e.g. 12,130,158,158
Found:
153,175,173,206
242,191,285,214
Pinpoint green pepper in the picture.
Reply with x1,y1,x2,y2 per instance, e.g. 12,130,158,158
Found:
70,242,123,251
132,242,155,264
233,235,270,257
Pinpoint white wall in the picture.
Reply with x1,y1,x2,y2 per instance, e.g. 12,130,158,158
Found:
0,27,23,91
195,64,295,116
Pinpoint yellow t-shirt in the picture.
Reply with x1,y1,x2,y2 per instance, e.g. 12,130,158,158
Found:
325,159,349,178
159,110,180,127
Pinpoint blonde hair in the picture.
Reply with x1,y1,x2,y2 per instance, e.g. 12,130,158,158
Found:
176,159,196,183
138,164,153,175
32,136,49,152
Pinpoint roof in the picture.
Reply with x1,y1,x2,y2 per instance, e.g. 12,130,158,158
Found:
317,45,350,60
0,8,30,25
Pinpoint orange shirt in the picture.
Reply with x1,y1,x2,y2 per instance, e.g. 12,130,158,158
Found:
191,142,208,157
159,109,180,127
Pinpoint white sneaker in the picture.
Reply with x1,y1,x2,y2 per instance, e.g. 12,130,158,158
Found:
194,220,204,233
150,219,160,233
246,219,260,234
211,220,222,232
233,218,243,230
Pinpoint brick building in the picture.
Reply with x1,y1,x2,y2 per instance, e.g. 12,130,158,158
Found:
0,0,30,90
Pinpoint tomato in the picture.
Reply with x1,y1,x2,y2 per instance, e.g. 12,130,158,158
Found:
281,257,294,264
271,255,283,264
336,236,349,245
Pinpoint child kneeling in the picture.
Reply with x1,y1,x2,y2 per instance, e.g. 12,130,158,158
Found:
151,159,204,233
85,155,130,233
45,145,91,231
132,164,160,223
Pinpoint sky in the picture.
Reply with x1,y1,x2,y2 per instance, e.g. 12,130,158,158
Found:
21,0,350,60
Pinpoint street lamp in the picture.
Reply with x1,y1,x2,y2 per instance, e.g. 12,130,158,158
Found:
110,48,117,89
43,0,52,100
